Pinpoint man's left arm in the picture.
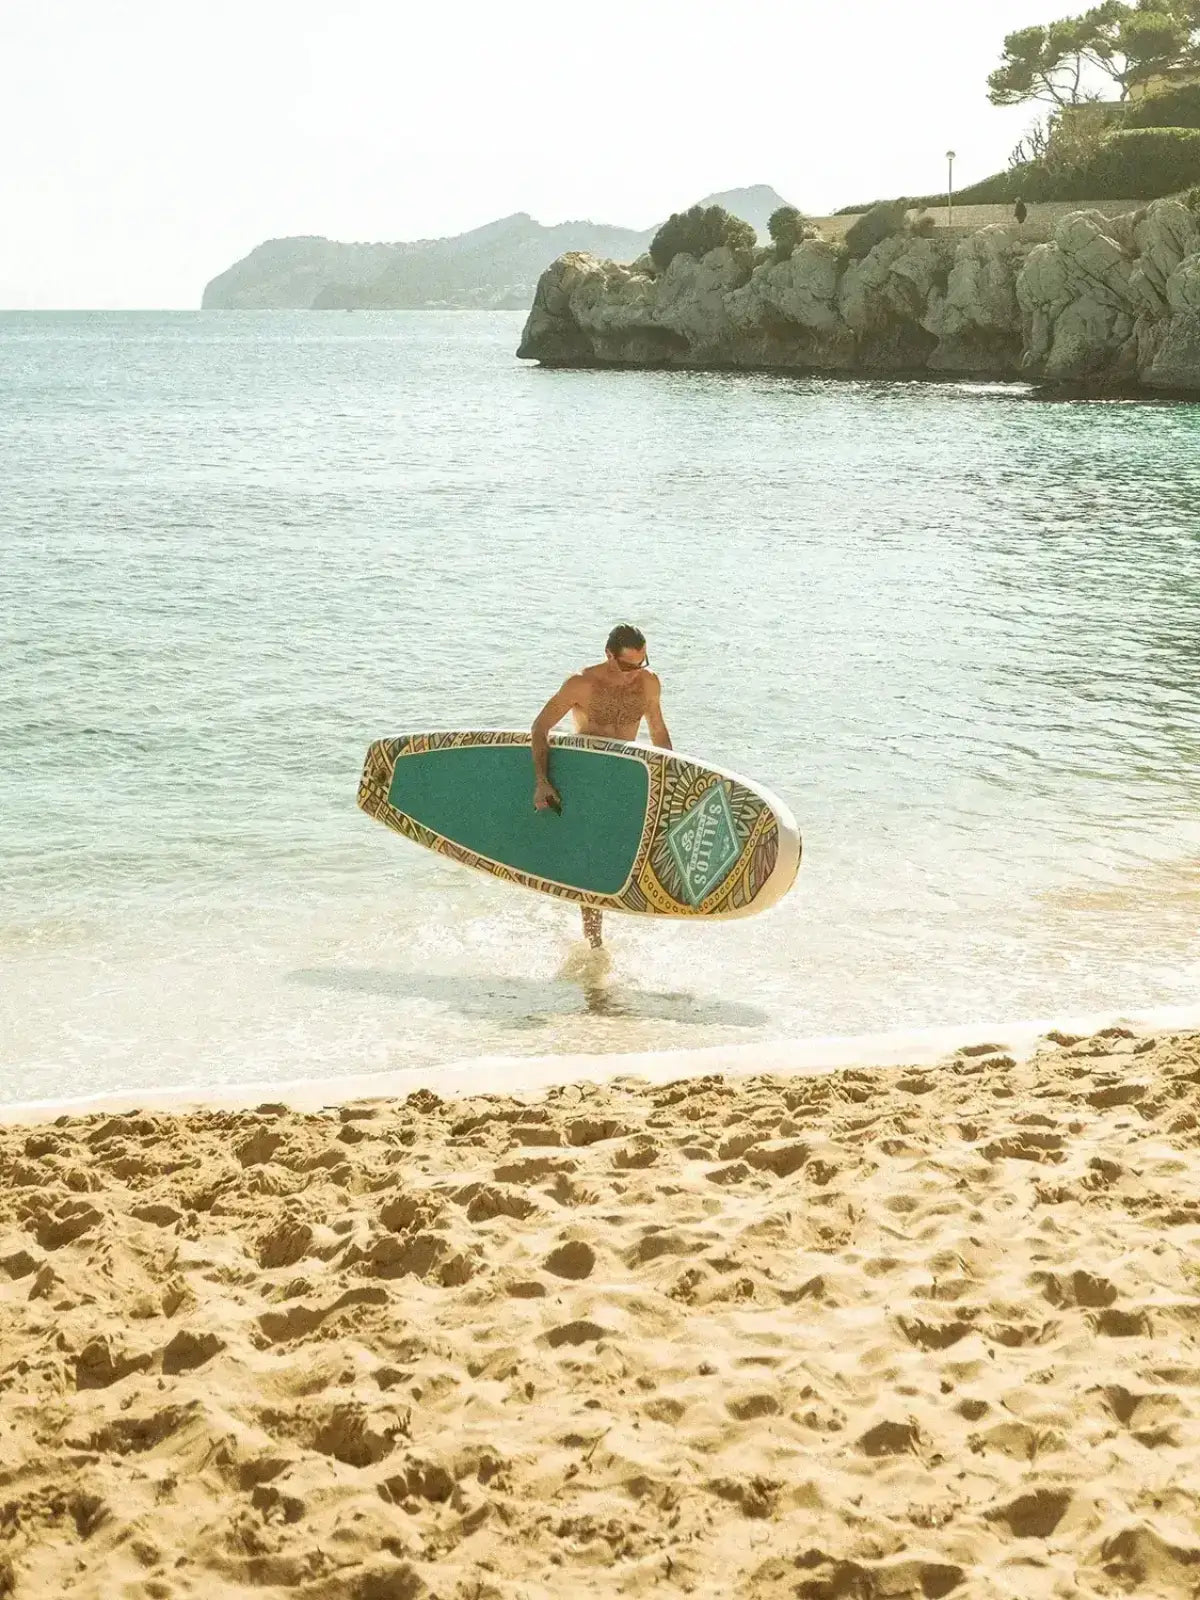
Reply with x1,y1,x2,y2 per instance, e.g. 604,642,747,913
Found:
645,673,672,750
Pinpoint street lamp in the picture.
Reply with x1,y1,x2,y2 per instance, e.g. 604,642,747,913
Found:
946,150,956,226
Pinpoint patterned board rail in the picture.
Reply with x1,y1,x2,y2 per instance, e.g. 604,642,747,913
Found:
357,731,800,920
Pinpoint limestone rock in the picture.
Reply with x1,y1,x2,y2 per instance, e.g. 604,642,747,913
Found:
1146,309,1200,388
516,252,659,365
927,227,1025,373
1016,241,1076,373
1017,213,1136,381
727,240,844,335
724,241,856,368
1147,250,1200,386
515,198,1200,391
1052,212,1136,308
1165,249,1200,314
838,233,950,335
654,246,753,355
1130,200,1199,311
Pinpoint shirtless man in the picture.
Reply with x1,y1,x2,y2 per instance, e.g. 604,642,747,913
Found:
531,624,672,949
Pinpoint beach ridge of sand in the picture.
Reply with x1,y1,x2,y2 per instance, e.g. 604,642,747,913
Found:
2,1026,1199,1598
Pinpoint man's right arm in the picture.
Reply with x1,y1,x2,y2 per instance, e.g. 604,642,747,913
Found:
531,677,584,808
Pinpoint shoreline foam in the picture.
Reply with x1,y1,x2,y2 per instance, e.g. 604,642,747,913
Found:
7,999,1200,1126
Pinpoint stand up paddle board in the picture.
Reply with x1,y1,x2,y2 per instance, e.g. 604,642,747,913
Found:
357,732,799,920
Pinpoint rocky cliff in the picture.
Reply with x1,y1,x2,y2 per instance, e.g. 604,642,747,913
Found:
516,198,1200,390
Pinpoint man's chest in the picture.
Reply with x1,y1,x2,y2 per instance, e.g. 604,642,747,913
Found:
583,679,646,726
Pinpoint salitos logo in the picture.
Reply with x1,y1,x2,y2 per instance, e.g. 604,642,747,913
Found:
666,782,741,906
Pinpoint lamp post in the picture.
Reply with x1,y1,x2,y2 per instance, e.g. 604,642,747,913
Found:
946,149,956,226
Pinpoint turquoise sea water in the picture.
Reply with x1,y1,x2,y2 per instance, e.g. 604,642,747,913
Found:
4,310,1200,1104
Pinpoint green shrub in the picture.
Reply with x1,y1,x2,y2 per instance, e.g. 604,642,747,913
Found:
1045,108,1116,175
649,205,758,271
767,204,809,260
1125,79,1200,131
950,166,1044,204
908,213,937,236
843,201,909,258
847,170,1039,209
872,128,1200,212
1067,126,1200,197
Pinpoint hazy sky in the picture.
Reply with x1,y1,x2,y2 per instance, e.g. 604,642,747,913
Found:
2,0,1077,308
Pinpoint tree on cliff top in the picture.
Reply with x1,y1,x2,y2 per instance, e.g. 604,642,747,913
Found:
649,205,757,271
767,205,811,260
988,0,1200,106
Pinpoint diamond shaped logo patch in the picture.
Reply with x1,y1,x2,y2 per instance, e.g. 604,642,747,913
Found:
666,783,741,906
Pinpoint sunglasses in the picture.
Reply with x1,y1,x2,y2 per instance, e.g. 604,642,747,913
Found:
615,654,649,672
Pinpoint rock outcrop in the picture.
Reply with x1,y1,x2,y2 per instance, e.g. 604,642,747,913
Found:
517,198,1200,390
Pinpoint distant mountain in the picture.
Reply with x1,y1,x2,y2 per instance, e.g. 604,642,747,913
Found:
697,186,793,238
200,187,795,311
318,214,655,310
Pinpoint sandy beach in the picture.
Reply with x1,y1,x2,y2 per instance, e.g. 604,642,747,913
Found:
2,1025,1200,1599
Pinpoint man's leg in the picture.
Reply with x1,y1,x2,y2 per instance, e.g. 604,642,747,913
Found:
581,906,603,948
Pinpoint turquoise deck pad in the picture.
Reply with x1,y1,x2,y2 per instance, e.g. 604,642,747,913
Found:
387,743,649,895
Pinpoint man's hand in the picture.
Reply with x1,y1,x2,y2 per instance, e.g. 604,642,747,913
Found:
534,778,561,812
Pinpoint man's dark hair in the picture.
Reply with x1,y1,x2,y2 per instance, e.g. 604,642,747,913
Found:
606,624,646,656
